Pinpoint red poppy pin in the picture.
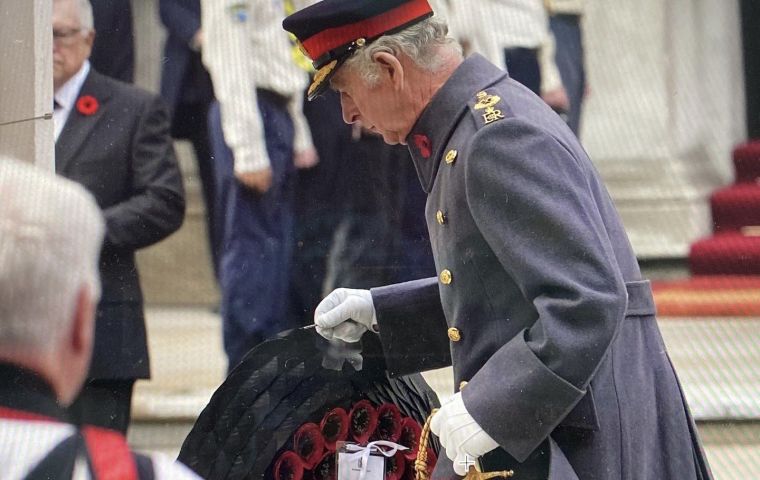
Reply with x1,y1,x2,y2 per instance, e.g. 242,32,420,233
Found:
76,95,99,116
413,134,432,159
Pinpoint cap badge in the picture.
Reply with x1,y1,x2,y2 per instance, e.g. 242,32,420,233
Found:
474,91,505,125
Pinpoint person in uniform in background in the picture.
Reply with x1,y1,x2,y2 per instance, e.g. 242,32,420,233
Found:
449,0,570,115
53,0,185,434
284,0,713,478
201,0,318,371
546,0,586,134
89,0,135,83
159,0,219,279
0,158,198,479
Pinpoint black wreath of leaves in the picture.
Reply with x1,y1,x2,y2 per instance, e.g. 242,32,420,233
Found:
178,328,441,480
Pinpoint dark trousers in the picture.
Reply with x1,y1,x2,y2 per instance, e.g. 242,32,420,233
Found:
550,14,586,134
173,101,219,279
208,93,296,372
504,47,541,96
68,379,135,434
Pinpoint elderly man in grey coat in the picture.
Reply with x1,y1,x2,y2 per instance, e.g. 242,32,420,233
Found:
284,0,713,478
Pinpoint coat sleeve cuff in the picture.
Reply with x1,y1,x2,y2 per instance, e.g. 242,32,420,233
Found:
462,330,585,462
371,278,452,377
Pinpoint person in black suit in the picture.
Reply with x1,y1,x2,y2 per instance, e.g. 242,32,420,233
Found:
89,0,134,83
53,0,185,434
159,0,218,278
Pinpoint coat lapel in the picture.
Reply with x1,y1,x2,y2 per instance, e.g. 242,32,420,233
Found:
55,71,113,174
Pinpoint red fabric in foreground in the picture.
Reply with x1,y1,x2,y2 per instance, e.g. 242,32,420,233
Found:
0,406,56,423
82,425,138,480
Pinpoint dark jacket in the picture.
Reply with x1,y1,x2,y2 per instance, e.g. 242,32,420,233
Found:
56,69,185,379
159,0,213,121
90,0,134,83
370,55,712,479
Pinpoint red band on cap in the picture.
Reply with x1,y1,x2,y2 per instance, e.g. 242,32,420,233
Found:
302,0,433,61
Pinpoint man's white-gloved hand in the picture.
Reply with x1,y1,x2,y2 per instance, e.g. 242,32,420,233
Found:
430,392,500,476
314,288,377,343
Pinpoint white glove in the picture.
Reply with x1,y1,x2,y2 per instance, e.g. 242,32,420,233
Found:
430,392,500,476
314,288,378,343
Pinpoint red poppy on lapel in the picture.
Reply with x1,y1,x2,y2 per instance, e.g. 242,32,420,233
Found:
412,134,432,159
76,95,99,116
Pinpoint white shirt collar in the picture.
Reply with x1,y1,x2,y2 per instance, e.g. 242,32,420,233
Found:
54,60,91,110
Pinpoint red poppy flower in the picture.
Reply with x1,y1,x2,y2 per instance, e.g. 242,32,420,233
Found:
294,422,325,469
320,407,349,452
311,450,337,480
273,450,304,480
372,403,402,443
349,400,378,445
399,417,423,460
76,95,99,116
412,134,432,158
384,450,407,480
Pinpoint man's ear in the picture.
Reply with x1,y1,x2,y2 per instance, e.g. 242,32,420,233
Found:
372,51,404,90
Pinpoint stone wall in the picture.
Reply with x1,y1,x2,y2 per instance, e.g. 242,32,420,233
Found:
583,0,746,257
0,1,53,169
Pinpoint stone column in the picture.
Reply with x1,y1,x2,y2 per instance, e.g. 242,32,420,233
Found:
0,1,53,170
582,0,746,258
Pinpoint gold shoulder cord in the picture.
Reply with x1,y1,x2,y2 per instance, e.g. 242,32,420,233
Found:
415,410,514,479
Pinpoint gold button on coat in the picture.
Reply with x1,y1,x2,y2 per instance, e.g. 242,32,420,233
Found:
459,380,468,390
448,327,462,342
439,269,452,285
445,150,458,165
436,210,447,225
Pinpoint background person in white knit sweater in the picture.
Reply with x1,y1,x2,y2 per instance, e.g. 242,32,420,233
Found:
201,0,318,371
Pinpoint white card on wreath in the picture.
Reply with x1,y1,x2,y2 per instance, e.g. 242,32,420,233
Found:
337,448,385,480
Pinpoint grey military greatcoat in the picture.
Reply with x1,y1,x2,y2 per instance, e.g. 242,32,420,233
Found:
369,55,712,479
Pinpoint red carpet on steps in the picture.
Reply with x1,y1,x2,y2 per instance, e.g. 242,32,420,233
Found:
652,275,760,316
688,140,760,275
733,141,760,183
710,184,760,233
690,233,760,275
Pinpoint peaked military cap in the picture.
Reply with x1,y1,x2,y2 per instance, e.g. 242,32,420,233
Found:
283,0,434,100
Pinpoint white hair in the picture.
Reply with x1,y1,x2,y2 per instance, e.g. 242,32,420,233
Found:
55,0,94,32
0,158,104,352
343,17,462,86
78,0,94,31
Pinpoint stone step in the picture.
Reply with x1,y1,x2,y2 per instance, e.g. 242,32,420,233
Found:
136,140,219,307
